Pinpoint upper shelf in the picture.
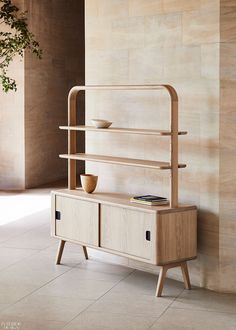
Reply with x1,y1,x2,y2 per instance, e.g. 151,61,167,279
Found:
60,126,187,136
59,153,186,170
71,85,164,91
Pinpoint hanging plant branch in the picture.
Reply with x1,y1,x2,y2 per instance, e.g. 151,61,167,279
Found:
0,0,42,92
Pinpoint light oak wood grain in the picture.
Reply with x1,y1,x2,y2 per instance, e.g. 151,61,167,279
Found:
70,85,163,91
51,192,56,236
156,260,191,297
68,84,77,190
59,125,187,136
55,240,89,264
100,204,157,262
52,189,196,214
56,240,65,265
52,190,195,295
157,210,197,264
59,153,186,170
169,85,179,208
156,265,167,297
181,261,191,289
52,236,157,264
55,195,99,246
52,191,197,266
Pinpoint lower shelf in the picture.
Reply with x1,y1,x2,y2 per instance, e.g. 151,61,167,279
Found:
59,153,187,170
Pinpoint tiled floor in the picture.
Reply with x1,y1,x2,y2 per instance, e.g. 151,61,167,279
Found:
0,188,236,329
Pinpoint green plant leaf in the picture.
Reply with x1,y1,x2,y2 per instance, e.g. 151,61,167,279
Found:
0,0,42,92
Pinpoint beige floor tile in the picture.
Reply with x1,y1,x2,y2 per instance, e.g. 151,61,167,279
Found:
112,270,184,297
0,226,31,244
41,241,84,255
34,274,116,300
0,247,38,271
0,210,50,245
150,308,236,330
64,311,157,330
16,249,70,268
172,287,236,313
2,224,56,250
68,259,133,282
2,295,93,323
40,247,87,267
0,207,49,230
10,209,50,228
0,255,72,287
0,284,39,304
76,259,132,275
20,247,83,269
87,290,171,316
0,304,11,312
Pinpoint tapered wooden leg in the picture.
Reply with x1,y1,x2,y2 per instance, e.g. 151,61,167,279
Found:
156,261,192,297
83,246,89,260
181,261,191,290
56,240,65,265
156,266,168,297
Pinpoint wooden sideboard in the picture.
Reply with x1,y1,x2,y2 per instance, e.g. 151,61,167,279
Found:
51,84,197,297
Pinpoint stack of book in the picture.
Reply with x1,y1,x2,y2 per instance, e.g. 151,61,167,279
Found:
130,195,169,206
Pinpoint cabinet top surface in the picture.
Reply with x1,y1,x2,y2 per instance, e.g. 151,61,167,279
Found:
52,189,196,214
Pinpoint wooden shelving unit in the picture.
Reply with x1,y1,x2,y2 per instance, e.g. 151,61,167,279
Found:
64,84,182,208
51,84,197,297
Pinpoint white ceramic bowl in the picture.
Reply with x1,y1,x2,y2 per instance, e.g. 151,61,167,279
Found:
91,119,112,129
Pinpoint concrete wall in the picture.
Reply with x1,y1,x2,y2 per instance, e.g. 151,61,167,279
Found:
0,0,25,190
0,60,25,190
219,0,236,292
0,0,85,189
85,0,229,291
25,0,85,187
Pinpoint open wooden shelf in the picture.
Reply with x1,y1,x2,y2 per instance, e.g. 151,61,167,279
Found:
66,84,186,207
59,153,186,170
59,125,187,136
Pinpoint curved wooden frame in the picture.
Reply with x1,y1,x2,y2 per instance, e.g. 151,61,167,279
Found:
67,84,179,208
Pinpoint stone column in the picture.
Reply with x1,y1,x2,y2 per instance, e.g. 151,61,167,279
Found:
0,0,85,189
